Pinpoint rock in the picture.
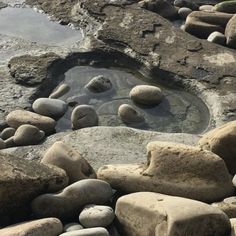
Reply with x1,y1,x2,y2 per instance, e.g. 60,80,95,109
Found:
6,109,56,134
115,192,231,236
198,120,236,175
71,105,98,130
207,31,226,45
98,141,234,202
0,138,5,150
33,98,68,118
79,204,115,228
4,137,15,148
231,219,236,236
31,179,113,219
0,218,63,236
59,227,109,236
0,152,68,226
233,175,236,187
118,104,144,124
138,0,178,19
13,124,45,146
0,127,16,140
212,196,236,218
129,85,163,106
225,15,236,49
49,83,70,99
174,0,199,10
41,141,96,184
85,75,112,93
64,223,83,232
199,5,214,11
214,1,236,14
178,7,192,19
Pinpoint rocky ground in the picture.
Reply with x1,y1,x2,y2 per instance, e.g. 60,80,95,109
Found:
0,0,236,235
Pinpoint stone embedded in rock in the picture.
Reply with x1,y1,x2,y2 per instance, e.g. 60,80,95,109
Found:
6,110,56,134
115,192,231,236
118,104,144,124
59,227,109,236
64,223,83,232
198,120,236,175
225,15,236,49
178,7,192,19
214,1,236,14
174,0,199,10
41,141,96,184
98,141,234,202
14,124,45,146
0,127,16,140
207,31,226,45
71,105,98,130
79,204,115,228
129,85,163,106
0,138,5,150
33,98,68,118
85,75,112,93
49,84,70,99
31,179,113,219
0,218,63,236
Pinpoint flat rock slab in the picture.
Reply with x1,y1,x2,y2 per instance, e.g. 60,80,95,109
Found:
1,126,200,170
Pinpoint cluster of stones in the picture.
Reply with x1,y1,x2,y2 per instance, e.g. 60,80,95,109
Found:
139,0,236,48
1,120,236,235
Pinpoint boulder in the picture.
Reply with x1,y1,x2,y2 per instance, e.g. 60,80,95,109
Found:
6,110,56,134
115,192,231,236
207,31,226,45
31,179,113,219
0,218,63,236
198,120,236,175
41,141,96,184
214,1,236,14
85,75,112,93
32,98,68,118
0,127,16,140
13,124,45,146
64,223,83,232
225,15,236,48
98,141,234,202
49,83,70,99
59,227,109,236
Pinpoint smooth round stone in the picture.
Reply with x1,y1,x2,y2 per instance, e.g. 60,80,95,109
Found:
207,31,226,45
71,105,98,130
214,1,236,14
33,98,68,118
14,124,45,146
79,205,115,228
59,227,109,236
0,127,16,140
199,5,214,12
0,138,6,150
118,104,144,124
64,223,83,232
49,84,70,99
85,75,112,93
129,85,163,106
178,7,192,19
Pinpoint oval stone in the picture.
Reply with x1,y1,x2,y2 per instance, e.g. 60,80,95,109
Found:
85,75,112,93
64,223,83,232
59,227,109,236
49,84,70,99
0,127,16,140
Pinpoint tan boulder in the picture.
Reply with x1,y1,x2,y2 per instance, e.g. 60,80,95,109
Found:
41,141,96,184
98,141,234,202
115,192,231,236
198,120,236,175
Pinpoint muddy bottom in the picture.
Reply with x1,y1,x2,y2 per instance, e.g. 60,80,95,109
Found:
54,66,210,134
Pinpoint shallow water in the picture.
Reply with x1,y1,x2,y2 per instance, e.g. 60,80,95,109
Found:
55,66,210,134
0,7,82,46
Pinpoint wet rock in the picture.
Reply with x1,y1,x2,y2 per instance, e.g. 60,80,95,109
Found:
79,204,115,228
0,127,15,140
64,223,83,232
199,5,214,11
138,0,178,19
49,84,70,99
31,179,113,219
178,7,192,19
0,218,63,236
198,120,236,175
0,138,5,150
71,105,98,130
115,192,231,236
14,124,45,146
41,141,96,184
129,85,163,106
98,141,234,202
33,98,68,118
174,0,199,10
59,227,109,236
6,109,56,134
85,75,112,93
0,152,68,225
207,31,226,45
118,104,144,124
212,197,236,218
214,1,236,14
225,15,236,49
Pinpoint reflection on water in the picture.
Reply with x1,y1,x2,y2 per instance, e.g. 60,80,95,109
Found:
55,66,210,134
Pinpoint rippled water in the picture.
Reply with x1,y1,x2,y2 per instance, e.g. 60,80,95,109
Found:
54,66,210,134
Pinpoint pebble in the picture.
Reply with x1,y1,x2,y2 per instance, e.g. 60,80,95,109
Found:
0,127,16,140
199,5,214,12
33,98,68,118
79,204,115,228
85,75,112,93
59,227,109,236
214,1,236,14
49,84,70,99
178,7,192,19
64,223,83,232
0,138,6,150
207,31,226,45
71,105,98,130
